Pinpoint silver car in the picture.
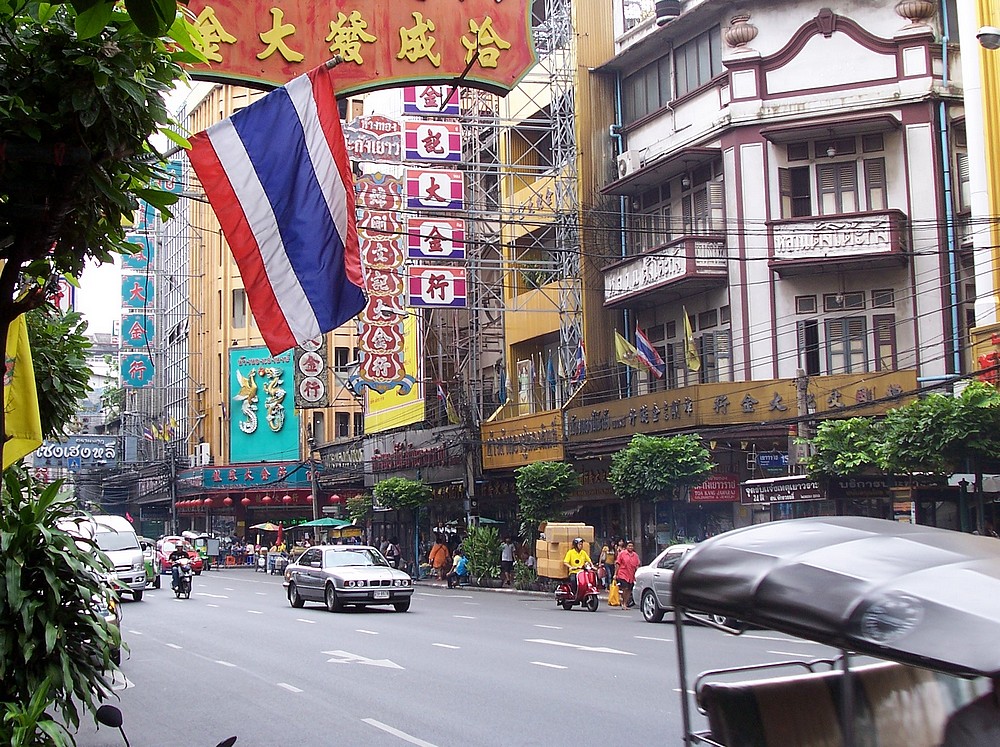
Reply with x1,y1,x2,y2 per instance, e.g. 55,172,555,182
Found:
633,544,694,623
283,545,414,613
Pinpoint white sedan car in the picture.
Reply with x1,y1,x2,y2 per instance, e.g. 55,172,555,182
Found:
283,545,414,613
633,543,736,626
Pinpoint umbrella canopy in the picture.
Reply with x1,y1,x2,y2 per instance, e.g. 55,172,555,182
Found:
295,517,354,528
249,522,282,531
673,516,1000,678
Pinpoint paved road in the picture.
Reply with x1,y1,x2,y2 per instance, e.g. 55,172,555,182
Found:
71,569,836,747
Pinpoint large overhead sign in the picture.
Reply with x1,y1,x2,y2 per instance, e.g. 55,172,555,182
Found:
185,0,536,95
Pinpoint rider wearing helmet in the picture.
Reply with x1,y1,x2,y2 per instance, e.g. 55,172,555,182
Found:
169,543,190,590
562,537,592,596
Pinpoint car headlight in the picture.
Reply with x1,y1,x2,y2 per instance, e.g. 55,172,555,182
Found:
133,562,144,572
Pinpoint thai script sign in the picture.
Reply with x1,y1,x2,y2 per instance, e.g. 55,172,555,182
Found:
481,412,564,470
345,115,401,162
35,436,119,468
363,425,465,485
772,213,901,261
184,0,536,96
741,476,822,505
690,473,739,503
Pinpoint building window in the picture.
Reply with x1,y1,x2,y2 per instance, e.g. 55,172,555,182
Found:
795,295,817,314
674,26,722,98
872,289,895,308
232,289,247,329
698,329,732,383
798,320,821,376
864,158,887,211
354,412,364,436
311,412,325,444
826,317,867,373
823,292,865,312
956,151,970,211
787,142,809,162
335,412,350,438
862,133,884,153
334,346,351,371
817,161,858,215
623,55,671,124
779,166,812,218
698,309,718,329
873,315,896,371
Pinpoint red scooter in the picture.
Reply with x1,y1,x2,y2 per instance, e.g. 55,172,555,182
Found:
555,564,600,612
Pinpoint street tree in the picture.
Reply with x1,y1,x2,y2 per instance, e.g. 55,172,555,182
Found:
26,307,93,440
803,417,884,478
345,493,373,526
609,434,714,551
372,478,432,569
514,460,580,540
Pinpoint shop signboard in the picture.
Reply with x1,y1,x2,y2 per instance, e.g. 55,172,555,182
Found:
741,476,822,506
203,461,310,490
690,473,739,503
229,346,299,462
756,451,788,476
363,425,465,486
34,436,119,468
481,411,564,470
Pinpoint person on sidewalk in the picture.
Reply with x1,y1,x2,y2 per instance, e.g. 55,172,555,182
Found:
500,536,516,587
614,540,641,609
428,535,451,581
447,549,470,588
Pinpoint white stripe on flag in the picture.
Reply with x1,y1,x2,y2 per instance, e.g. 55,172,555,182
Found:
285,76,350,245
208,118,321,343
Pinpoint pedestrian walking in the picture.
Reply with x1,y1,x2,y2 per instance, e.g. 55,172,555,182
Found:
599,539,616,589
500,536,516,586
615,540,641,610
385,536,403,569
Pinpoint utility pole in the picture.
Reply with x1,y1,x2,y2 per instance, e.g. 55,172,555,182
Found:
789,369,812,474
169,450,177,534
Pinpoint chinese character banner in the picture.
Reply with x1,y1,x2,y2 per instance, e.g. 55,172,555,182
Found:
229,347,300,463
403,85,460,116
184,0,536,96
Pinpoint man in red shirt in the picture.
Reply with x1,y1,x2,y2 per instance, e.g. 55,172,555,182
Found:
614,540,641,610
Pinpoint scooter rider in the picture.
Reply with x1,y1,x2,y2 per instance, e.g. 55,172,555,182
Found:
562,537,592,597
169,544,190,590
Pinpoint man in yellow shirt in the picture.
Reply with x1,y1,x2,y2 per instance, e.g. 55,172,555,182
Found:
562,537,592,595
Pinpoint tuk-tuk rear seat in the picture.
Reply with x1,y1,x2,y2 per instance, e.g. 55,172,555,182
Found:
698,661,981,747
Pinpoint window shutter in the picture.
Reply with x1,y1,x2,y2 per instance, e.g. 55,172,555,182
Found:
956,152,971,210
715,329,733,382
708,182,724,231
864,158,887,211
873,314,896,371
779,168,793,218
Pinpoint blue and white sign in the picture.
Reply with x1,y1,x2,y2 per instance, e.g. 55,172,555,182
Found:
122,234,153,270
35,435,120,468
154,160,183,194
121,274,154,310
757,451,789,476
121,314,155,349
121,352,155,388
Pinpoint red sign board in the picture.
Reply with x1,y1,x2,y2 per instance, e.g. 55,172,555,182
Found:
690,473,739,503
185,0,536,95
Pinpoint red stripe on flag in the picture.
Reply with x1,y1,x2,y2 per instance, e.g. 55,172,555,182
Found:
310,68,364,289
188,131,296,352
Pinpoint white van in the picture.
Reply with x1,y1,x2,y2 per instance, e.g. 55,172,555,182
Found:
61,514,147,601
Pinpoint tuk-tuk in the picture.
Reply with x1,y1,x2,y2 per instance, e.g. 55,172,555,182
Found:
671,517,997,747
136,536,160,589
183,532,220,571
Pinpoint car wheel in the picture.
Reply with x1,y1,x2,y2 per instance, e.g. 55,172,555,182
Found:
561,601,573,611
325,584,342,612
641,590,665,623
132,589,143,602
393,599,411,613
586,595,599,612
288,583,304,609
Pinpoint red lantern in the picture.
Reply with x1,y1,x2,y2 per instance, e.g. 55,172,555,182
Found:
282,494,293,504
193,499,203,507
262,495,273,505
328,494,342,504
223,496,233,507
203,498,214,508
241,497,251,506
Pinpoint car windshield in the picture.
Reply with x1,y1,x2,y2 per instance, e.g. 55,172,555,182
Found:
324,548,388,568
96,531,139,552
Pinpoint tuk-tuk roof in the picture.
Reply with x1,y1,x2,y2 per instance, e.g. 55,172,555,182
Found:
672,517,1000,677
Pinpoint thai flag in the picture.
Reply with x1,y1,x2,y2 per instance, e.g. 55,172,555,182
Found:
187,66,366,355
569,340,586,385
634,326,666,379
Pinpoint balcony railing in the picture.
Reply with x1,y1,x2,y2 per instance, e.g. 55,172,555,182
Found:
768,210,907,276
603,234,727,307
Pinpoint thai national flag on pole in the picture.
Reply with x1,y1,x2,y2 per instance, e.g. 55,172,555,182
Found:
634,326,666,379
569,340,587,385
188,66,366,355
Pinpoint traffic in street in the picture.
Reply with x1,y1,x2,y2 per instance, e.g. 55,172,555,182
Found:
72,568,838,747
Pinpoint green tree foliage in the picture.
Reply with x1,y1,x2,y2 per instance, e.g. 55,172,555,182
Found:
880,381,1000,475
803,417,884,478
26,307,93,441
609,433,714,502
514,461,580,535
372,478,432,511
345,494,372,525
462,525,500,580
0,473,121,745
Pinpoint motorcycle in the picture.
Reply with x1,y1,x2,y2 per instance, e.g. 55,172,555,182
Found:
172,557,193,599
554,563,600,612
96,704,236,747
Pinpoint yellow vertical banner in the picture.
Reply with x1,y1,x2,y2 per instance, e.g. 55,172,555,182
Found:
364,313,425,434
3,314,42,468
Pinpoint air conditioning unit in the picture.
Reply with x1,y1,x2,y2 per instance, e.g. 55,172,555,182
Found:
616,150,642,178
195,442,211,466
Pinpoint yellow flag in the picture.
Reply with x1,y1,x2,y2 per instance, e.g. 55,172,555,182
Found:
683,306,701,372
3,314,42,469
614,330,643,371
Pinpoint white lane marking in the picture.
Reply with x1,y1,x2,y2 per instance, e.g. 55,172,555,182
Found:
110,676,134,692
768,650,814,658
166,643,182,649
417,592,472,599
463,602,480,605
224,588,236,591
531,662,567,670
195,592,229,599
207,604,220,608
277,682,303,693
634,635,672,642
247,610,263,615
535,624,562,630
453,615,475,619
433,643,460,649
255,592,267,596
672,688,697,695
323,650,403,669
215,660,236,667
127,630,142,635
742,634,822,645
296,618,316,624
525,638,635,656
363,718,439,747
357,629,379,635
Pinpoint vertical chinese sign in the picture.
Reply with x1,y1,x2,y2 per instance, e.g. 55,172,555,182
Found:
120,201,157,389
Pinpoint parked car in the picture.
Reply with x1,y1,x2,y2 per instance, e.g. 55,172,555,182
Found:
283,545,414,613
633,543,737,626
156,537,204,575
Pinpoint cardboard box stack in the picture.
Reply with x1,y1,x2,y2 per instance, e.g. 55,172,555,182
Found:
535,522,596,579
